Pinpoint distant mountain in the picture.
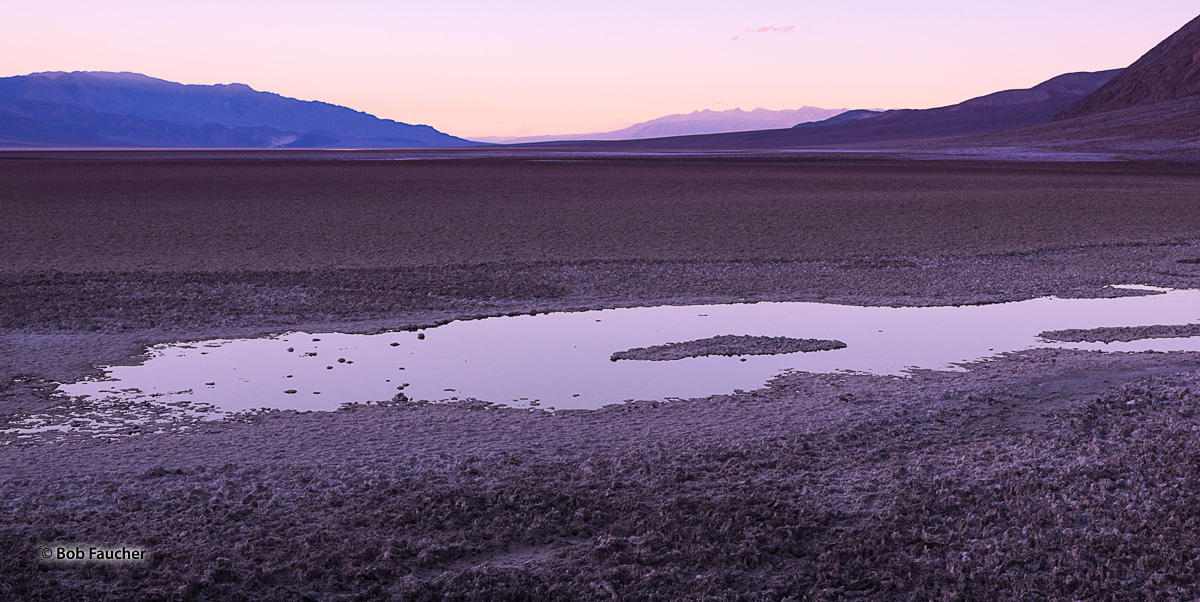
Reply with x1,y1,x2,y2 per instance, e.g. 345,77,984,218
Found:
1057,14,1200,120
487,107,846,144
792,109,883,128
0,71,476,148
524,70,1120,149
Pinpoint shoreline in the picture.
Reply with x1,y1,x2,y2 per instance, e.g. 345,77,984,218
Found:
5,239,1199,389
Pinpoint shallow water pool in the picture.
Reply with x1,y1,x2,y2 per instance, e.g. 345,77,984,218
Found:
52,286,1200,415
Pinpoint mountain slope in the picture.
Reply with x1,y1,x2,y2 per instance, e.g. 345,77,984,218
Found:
523,70,1120,149
0,93,297,147
487,107,846,144
975,95,1200,153
0,71,476,148
962,14,1200,153
1057,14,1200,120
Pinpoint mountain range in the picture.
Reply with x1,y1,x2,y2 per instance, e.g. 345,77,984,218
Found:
524,70,1121,149
0,72,475,148
4,12,1199,152
528,13,1200,153
480,107,848,144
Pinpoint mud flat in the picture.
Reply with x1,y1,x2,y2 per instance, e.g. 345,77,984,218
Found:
6,153,1200,600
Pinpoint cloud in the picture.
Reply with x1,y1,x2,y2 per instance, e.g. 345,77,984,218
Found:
731,25,795,41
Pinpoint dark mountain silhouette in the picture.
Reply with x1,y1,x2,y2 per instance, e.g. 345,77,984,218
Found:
0,71,476,148
481,107,846,144
1057,14,1200,120
523,70,1120,149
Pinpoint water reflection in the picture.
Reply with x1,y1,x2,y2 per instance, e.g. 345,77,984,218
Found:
56,287,1200,413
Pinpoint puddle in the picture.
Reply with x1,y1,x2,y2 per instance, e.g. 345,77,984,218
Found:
9,286,1200,437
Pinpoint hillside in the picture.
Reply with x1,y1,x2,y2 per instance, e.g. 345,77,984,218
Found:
1057,14,1200,120
972,95,1200,153
965,13,1200,154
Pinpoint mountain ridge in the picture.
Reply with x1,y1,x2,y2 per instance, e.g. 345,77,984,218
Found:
0,71,476,148
1057,14,1200,120
483,106,847,144
962,13,1200,153
518,70,1120,149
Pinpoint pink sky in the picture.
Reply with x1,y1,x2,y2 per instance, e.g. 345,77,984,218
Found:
2,1,1196,139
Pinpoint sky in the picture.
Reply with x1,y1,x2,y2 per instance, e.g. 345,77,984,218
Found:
1,1,1197,139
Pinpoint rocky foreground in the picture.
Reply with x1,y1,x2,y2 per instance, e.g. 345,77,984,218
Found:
4,348,1200,601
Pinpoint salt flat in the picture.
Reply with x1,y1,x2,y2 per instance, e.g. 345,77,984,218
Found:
5,152,1200,600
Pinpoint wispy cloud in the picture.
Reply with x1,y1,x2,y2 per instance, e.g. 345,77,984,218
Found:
730,25,796,41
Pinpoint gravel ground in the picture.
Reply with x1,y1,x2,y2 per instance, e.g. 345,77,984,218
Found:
6,154,1200,600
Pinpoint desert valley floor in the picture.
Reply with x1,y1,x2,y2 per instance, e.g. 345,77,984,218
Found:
4,152,1200,600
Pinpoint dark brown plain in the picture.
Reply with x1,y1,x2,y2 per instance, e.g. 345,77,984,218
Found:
3,155,1200,272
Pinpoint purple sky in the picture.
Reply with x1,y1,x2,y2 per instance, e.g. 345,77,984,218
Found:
2,1,1196,138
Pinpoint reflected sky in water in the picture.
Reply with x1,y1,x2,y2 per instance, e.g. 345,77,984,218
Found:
59,286,1200,412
